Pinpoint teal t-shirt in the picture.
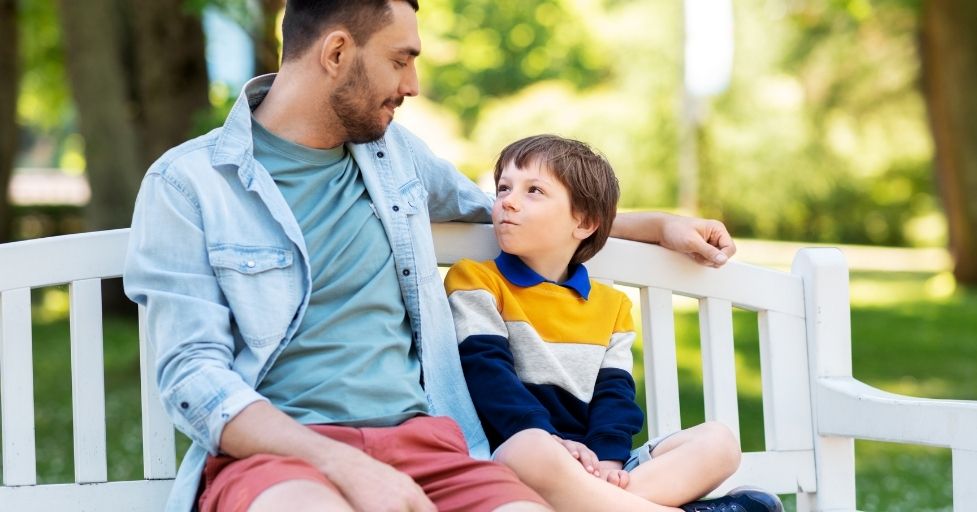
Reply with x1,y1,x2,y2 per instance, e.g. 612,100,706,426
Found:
251,119,428,427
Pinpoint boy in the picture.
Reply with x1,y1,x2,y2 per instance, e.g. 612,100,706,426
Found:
444,135,783,512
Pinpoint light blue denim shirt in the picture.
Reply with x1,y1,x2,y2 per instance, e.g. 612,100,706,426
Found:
123,74,492,512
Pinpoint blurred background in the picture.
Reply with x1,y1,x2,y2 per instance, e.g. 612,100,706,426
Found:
1,1,975,510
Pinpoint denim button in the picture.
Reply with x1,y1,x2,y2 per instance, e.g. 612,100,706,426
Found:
246,260,256,268
392,205,400,212
377,151,385,158
180,402,189,409
402,269,410,276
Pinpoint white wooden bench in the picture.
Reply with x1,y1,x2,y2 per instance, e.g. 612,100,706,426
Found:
1,223,975,511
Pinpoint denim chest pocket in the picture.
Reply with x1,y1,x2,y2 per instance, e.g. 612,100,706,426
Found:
208,244,299,346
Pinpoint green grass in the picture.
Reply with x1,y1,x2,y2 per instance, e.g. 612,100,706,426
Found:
8,271,976,511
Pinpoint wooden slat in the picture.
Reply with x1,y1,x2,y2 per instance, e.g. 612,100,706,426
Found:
0,288,37,486
0,479,173,512
640,287,682,438
139,306,176,479
711,450,818,497
758,310,814,451
699,297,740,440
69,279,108,483
953,449,977,511
0,229,129,291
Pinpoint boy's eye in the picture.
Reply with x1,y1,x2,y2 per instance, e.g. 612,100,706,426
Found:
497,184,510,193
528,186,543,194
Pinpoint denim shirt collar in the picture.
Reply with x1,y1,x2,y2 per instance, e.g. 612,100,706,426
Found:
494,251,591,300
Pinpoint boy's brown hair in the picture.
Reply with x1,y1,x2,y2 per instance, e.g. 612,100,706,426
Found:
494,134,620,265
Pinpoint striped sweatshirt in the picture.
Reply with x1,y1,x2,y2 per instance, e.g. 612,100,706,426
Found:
444,252,644,462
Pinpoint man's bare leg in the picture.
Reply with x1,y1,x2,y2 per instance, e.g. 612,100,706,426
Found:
248,479,354,512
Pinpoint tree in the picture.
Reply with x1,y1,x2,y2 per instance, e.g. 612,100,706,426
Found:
0,0,18,242
920,0,977,284
57,0,209,231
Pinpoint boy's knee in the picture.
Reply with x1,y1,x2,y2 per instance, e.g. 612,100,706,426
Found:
495,429,575,487
698,421,741,471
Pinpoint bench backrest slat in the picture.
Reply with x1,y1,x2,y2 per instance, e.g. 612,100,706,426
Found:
758,310,813,451
138,305,177,480
639,287,683,438
0,287,38,486
69,278,109,483
698,297,741,440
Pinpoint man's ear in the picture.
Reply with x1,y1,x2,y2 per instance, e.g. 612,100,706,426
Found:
572,216,599,241
318,30,354,77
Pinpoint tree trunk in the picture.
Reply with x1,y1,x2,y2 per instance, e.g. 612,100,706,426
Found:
127,0,210,165
0,0,18,242
254,0,283,75
58,0,143,231
58,0,209,232
920,0,977,285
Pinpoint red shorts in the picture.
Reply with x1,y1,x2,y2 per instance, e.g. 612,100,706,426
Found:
198,415,545,512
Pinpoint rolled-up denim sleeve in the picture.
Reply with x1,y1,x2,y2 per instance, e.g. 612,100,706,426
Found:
395,125,493,223
123,171,267,454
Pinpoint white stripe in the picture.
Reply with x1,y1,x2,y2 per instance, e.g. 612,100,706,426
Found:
601,331,636,372
448,289,507,342
506,321,607,403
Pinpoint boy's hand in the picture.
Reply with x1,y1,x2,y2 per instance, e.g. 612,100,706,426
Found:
597,460,629,489
551,435,601,476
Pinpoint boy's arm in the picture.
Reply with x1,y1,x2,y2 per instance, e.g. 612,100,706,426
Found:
584,297,645,462
445,263,557,440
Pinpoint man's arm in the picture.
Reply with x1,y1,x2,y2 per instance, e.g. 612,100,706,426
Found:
220,401,435,511
610,211,736,267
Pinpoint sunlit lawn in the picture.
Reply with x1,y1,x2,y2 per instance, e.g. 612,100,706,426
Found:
10,270,977,511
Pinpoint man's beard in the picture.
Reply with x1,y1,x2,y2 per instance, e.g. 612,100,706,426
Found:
330,56,400,144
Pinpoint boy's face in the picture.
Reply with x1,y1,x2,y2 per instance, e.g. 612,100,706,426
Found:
492,160,596,265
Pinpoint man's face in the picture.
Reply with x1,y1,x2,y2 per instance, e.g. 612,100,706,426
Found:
330,1,421,143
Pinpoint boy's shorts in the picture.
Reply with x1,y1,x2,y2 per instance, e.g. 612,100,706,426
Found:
623,431,678,472
197,415,546,512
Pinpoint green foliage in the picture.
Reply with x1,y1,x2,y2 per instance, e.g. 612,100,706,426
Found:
18,0,70,132
417,0,609,130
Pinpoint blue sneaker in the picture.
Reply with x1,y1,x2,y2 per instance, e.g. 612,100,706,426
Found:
679,487,784,512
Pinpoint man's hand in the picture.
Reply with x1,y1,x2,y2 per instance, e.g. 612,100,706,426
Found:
324,445,436,512
658,215,736,268
551,435,601,476
610,212,736,267
596,460,629,489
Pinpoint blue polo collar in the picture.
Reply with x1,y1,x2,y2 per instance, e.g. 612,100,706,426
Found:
494,251,591,300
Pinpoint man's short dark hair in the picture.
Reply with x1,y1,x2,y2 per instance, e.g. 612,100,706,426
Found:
494,135,620,265
281,0,420,62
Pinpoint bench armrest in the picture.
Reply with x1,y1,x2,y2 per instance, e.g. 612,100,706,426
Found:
816,376,977,450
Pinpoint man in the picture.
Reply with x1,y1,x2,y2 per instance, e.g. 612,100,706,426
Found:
124,1,736,511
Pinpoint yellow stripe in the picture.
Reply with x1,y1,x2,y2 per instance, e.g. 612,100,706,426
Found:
446,259,634,347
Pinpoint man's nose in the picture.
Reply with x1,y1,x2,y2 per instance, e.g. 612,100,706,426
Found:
400,64,419,97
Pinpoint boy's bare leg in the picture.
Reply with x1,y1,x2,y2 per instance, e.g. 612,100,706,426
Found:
248,479,354,512
625,421,742,506
495,429,682,512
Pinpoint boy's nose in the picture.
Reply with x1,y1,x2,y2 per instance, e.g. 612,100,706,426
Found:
502,195,520,211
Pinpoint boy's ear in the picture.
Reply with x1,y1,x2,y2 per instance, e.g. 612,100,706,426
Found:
572,216,599,241
318,30,354,77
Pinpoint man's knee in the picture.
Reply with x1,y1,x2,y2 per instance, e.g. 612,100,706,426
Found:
248,479,352,512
